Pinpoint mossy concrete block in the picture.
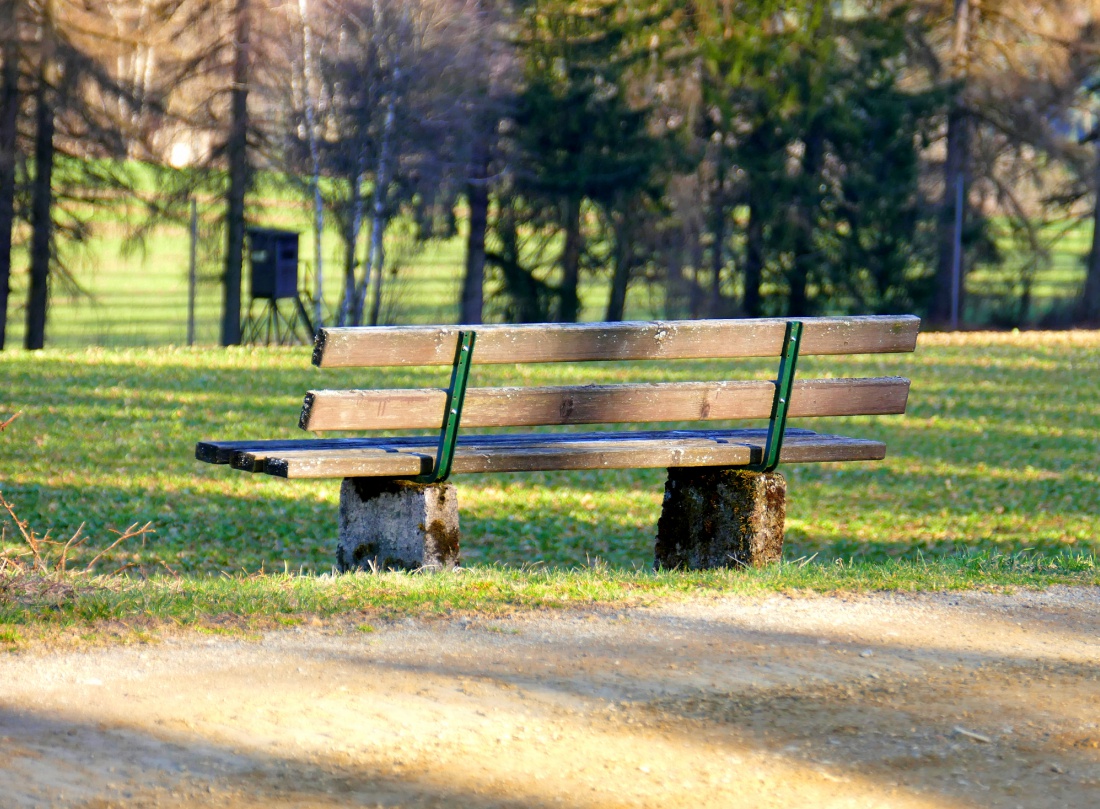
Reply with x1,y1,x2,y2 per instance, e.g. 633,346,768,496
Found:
654,468,786,570
337,478,460,572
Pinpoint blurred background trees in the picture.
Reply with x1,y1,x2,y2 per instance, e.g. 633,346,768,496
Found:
2,0,1100,349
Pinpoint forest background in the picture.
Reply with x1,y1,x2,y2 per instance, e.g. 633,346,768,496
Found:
3,0,1100,350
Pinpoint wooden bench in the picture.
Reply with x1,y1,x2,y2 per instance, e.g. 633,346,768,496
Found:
197,315,919,571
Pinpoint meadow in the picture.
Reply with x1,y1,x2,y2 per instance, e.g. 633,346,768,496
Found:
3,180,1100,628
2,329,1098,574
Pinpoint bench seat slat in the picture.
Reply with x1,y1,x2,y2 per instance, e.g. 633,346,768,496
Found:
197,429,884,479
199,429,809,469
300,376,910,431
313,316,920,367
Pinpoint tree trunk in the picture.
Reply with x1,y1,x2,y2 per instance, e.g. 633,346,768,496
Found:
365,89,397,328
460,133,490,324
688,223,705,318
298,0,325,331
26,11,55,352
356,53,399,329
605,212,632,322
559,195,583,322
743,197,764,318
932,100,968,327
708,158,728,318
663,229,689,320
493,196,552,323
341,220,356,327
709,203,728,318
932,0,971,328
0,0,20,351
1077,139,1100,325
221,0,251,347
788,124,825,318
338,171,363,326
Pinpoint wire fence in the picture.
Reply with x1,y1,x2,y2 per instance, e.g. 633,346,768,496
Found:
2,222,469,349
1,215,1093,350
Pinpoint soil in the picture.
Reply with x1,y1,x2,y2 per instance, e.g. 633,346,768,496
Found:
1,587,1098,808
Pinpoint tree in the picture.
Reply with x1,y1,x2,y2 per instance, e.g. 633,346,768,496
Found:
905,0,1100,327
687,1,937,318
25,0,59,351
272,0,488,327
0,0,232,350
458,0,514,325
294,0,327,330
23,0,137,349
1065,38,1100,325
115,0,280,347
505,0,672,322
0,0,22,350
220,0,251,346
928,0,971,327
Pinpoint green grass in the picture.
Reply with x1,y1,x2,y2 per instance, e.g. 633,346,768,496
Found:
1,331,1098,631
968,216,1093,324
1,554,1096,634
2,329,1099,575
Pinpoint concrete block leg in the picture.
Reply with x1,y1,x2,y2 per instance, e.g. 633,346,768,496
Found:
336,478,460,572
654,467,786,570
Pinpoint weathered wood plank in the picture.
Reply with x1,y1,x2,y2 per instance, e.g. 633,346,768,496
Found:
200,427,822,468
313,316,920,368
299,377,910,431
239,430,885,479
196,437,378,465
202,431,814,468
225,427,819,470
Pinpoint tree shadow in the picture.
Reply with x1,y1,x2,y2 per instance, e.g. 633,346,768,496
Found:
2,592,1098,807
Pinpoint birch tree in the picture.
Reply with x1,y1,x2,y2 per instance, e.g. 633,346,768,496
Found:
275,0,479,327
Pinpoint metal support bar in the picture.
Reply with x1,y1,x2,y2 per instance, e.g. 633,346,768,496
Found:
747,320,803,473
414,330,476,484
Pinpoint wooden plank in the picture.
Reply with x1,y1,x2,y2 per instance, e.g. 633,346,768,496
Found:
243,430,885,479
224,427,823,471
299,377,910,431
313,316,920,367
206,427,824,469
197,437,377,465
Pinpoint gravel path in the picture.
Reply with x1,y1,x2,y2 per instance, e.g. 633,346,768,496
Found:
1,587,1098,807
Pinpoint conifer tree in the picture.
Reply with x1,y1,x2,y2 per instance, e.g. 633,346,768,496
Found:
508,0,669,322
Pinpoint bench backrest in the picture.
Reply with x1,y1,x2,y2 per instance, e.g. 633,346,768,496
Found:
300,316,919,433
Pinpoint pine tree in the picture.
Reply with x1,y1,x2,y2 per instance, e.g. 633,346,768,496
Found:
508,0,669,322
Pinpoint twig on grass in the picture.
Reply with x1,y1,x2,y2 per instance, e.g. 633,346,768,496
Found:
84,522,155,574
3,411,164,579
1,490,158,577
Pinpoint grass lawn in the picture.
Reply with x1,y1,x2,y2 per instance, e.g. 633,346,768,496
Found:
1,329,1098,630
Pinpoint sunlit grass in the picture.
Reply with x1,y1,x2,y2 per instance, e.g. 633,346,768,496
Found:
2,330,1098,582
1,553,1096,635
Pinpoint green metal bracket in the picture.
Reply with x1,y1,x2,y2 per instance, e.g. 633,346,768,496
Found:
414,330,476,484
747,320,803,474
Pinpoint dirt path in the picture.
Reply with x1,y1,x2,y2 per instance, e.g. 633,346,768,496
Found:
1,587,1098,808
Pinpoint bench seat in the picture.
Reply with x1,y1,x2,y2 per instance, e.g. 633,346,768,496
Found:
197,427,885,479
